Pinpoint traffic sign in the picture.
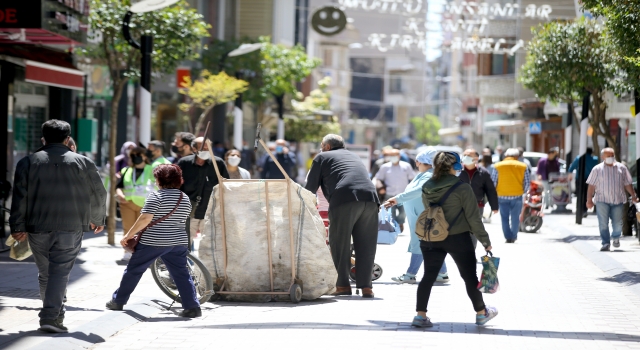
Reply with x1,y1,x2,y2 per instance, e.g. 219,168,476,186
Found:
529,121,542,135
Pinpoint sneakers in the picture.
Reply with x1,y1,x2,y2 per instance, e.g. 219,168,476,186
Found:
411,315,433,328
106,300,124,311
178,307,202,318
613,238,620,248
476,306,498,326
600,244,610,251
436,273,449,283
38,319,68,333
391,274,417,284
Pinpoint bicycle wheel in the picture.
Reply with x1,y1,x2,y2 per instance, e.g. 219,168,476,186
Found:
151,252,214,304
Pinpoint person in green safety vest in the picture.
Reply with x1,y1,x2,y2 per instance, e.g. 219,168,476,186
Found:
115,147,154,261
147,140,171,168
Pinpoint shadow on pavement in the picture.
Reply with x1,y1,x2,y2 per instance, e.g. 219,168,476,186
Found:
192,320,640,341
553,235,600,243
598,271,640,286
0,330,105,347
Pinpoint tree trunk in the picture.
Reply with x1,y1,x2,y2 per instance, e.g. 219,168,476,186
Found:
107,79,128,245
194,105,214,136
591,92,619,161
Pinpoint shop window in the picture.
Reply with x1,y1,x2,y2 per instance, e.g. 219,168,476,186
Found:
389,75,403,93
491,54,516,75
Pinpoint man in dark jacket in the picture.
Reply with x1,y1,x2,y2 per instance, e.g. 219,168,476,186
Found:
178,137,229,250
10,120,107,333
305,134,379,298
459,149,499,247
261,139,296,179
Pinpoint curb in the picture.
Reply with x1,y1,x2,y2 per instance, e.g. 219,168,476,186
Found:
3,299,163,350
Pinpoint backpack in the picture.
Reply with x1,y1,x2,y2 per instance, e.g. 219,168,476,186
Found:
416,181,463,242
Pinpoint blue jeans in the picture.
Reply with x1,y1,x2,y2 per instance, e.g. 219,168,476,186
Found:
595,202,624,246
407,254,447,275
28,231,83,321
499,197,523,240
113,243,200,309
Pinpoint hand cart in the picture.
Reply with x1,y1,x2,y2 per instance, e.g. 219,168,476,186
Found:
204,124,303,302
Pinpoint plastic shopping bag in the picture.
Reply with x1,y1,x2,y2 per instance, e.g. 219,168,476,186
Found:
477,251,500,294
6,235,33,261
377,206,400,245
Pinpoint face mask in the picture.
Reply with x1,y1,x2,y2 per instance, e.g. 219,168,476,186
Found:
227,156,241,166
197,151,211,160
276,146,284,154
146,149,154,159
455,170,462,177
462,156,475,166
605,157,615,165
131,155,144,165
171,145,180,154
389,156,400,163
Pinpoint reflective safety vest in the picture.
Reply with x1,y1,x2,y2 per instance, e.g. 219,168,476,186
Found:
122,165,154,207
151,156,171,169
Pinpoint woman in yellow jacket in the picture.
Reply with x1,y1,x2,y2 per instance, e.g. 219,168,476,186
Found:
115,147,154,260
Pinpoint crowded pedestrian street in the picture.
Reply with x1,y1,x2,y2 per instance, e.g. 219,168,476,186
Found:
2,202,640,350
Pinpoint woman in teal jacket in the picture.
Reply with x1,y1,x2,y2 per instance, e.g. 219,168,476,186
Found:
384,147,445,284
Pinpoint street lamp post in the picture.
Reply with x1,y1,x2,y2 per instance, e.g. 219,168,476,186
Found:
122,0,179,146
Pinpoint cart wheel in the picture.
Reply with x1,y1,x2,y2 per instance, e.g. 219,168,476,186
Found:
522,216,543,233
372,263,383,281
290,284,302,303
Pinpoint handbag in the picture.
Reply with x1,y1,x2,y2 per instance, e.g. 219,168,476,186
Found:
123,193,183,253
477,251,500,294
377,206,400,245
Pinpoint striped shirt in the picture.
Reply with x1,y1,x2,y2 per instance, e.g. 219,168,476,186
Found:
586,162,632,205
139,189,192,246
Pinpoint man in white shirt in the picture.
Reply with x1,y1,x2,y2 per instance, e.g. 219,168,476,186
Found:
586,148,638,251
374,149,415,231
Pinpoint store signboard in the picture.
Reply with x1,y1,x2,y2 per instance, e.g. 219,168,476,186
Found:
0,0,88,44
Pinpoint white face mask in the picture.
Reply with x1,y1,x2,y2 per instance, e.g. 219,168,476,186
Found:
389,156,400,163
462,156,475,166
197,151,211,160
605,157,615,165
455,170,462,177
227,156,241,166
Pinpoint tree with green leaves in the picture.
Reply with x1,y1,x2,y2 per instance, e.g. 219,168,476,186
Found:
410,114,441,145
201,37,321,138
286,76,340,142
581,0,640,88
82,0,209,244
519,19,619,156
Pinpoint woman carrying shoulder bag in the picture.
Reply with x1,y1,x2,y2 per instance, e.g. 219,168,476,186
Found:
106,164,201,318
412,152,497,327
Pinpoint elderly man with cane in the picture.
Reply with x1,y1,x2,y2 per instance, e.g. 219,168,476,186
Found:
305,134,380,298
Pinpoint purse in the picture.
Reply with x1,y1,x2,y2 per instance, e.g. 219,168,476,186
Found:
123,193,184,253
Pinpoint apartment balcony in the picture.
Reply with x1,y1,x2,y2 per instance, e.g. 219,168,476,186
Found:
477,75,517,99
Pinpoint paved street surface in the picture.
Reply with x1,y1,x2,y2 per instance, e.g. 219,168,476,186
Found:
3,204,640,350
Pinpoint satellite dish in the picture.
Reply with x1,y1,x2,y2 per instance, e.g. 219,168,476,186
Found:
228,43,264,57
130,0,179,13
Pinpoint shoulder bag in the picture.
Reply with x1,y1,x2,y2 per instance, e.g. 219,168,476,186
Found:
415,181,463,242
123,192,184,253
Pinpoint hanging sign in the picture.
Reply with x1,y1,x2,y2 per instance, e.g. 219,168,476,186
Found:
311,6,347,36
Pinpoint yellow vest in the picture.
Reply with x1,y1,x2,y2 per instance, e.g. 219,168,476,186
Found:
494,158,527,197
122,165,154,207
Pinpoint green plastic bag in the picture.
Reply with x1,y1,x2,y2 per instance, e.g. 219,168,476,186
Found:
6,235,33,261
477,251,500,294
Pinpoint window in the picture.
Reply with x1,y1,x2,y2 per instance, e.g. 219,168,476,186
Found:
389,75,403,93
491,54,516,75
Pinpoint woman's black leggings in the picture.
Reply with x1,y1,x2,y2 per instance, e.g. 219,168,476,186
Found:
416,232,486,312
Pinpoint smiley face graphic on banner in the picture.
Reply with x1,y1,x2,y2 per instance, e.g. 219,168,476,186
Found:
311,6,347,36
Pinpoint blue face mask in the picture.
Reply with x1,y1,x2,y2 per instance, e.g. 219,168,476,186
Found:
276,146,284,154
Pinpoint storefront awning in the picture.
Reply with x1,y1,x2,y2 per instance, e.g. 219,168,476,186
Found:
25,60,85,91
0,46,85,90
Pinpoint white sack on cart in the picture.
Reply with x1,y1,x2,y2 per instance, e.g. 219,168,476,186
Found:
199,180,337,301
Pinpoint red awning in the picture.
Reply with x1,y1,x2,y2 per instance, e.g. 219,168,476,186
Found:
0,46,85,90
25,60,85,91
